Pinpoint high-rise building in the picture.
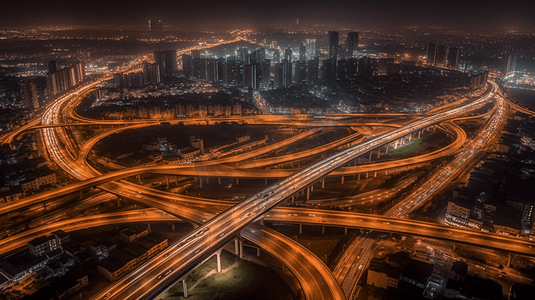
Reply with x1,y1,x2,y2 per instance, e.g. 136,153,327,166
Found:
237,48,249,64
328,31,339,61
48,61,58,73
305,39,316,61
154,50,177,83
295,62,307,84
72,61,85,83
427,43,437,65
19,82,39,110
299,44,306,63
224,62,237,85
273,51,281,64
346,32,359,58
436,45,447,67
447,47,459,69
284,47,292,62
504,54,517,76
182,55,193,79
261,60,272,88
307,58,319,83
322,59,337,82
243,64,258,89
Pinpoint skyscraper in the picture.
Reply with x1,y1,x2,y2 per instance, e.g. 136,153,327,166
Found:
328,31,339,60
154,50,177,83
436,45,447,67
504,54,517,76
299,44,306,63
427,43,437,65
48,60,58,73
447,47,459,69
284,47,292,62
19,82,39,110
305,39,316,61
346,32,359,58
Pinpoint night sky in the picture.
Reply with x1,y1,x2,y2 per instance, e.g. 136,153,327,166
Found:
1,0,534,30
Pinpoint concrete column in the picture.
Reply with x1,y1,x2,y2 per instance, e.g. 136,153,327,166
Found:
147,223,151,233
282,264,285,271
418,131,421,139
385,169,388,175
137,174,141,184
322,178,325,189
408,134,412,141
239,240,244,259
385,144,389,154
344,227,348,235
358,174,360,180
306,187,310,200
236,178,239,185
322,226,325,234
369,151,373,162
453,242,456,251
299,224,303,234
265,178,268,185
199,178,203,188
377,147,381,159
166,175,170,188
341,176,345,184
311,185,314,192
206,177,209,184
182,280,188,298
366,172,369,179
394,140,398,149
507,253,512,268
374,171,377,178
234,238,239,255
218,177,221,185
216,253,222,273
257,248,261,257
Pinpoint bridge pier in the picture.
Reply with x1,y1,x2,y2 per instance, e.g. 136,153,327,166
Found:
299,223,303,234
341,176,344,184
259,219,264,226
385,169,388,175
234,238,239,255
369,151,373,162
344,227,348,235
418,130,421,139
257,248,261,257
147,223,151,233
385,144,389,154
306,187,310,200
507,253,512,268
42,202,47,210
166,175,170,188
310,185,314,192
182,280,188,298
452,242,456,251
172,224,176,231
199,177,203,188
239,240,244,259
137,174,141,184
374,171,377,178
377,148,381,159
206,177,209,184
216,251,222,273
358,174,360,180
218,177,221,185
291,196,294,204
322,226,325,234
265,178,268,185
322,178,325,189
408,134,412,141
366,172,369,179
236,178,239,185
